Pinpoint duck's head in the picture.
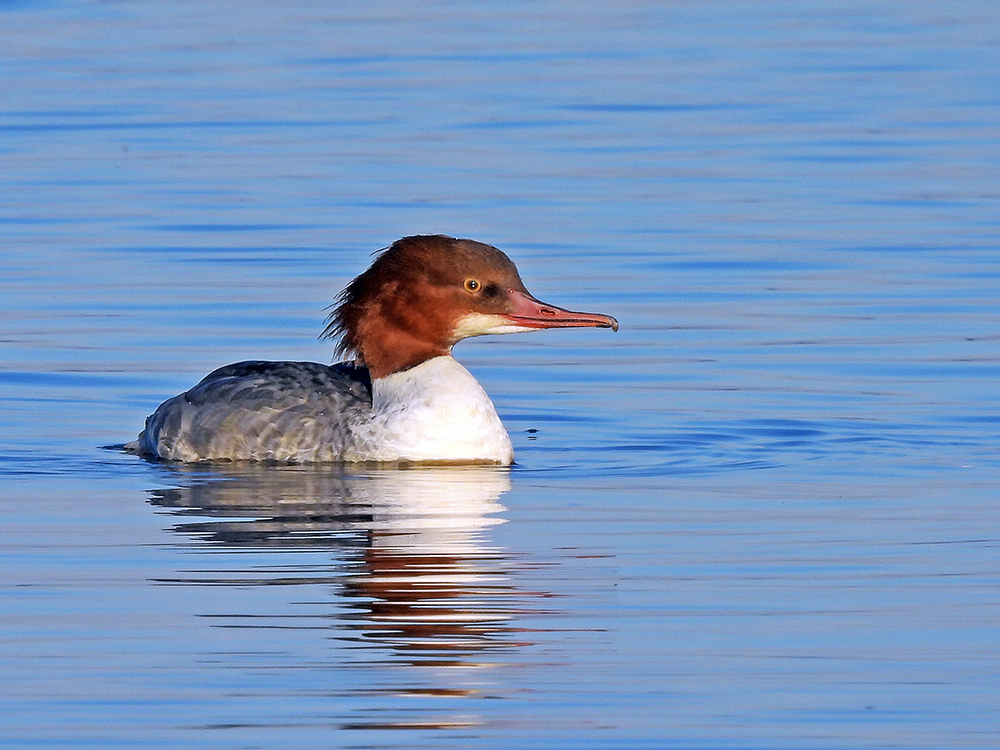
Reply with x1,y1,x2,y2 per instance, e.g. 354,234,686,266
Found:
325,235,618,379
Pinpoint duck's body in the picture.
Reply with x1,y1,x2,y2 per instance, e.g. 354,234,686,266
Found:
130,235,617,465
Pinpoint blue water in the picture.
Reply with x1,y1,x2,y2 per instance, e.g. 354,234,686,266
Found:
2,1,999,748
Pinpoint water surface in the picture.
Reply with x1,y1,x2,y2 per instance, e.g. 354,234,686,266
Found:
2,1,999,748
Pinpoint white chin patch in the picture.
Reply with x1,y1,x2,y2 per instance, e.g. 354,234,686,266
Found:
453,312,538,339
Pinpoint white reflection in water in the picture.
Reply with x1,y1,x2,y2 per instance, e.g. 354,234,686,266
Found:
148,466,532,683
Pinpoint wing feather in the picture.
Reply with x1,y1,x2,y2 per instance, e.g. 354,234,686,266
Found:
136,361,373,462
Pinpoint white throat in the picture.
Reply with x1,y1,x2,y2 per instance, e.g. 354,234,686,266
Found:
346,356,514,465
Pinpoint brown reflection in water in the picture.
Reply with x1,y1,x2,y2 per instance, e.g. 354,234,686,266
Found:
148,464,540,667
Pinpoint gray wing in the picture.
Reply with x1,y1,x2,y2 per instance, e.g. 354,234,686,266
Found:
134,361,373,462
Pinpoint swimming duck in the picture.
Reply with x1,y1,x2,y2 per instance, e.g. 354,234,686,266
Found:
129,235,617,464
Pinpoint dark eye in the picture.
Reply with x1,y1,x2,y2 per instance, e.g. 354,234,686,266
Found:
464,278,480,292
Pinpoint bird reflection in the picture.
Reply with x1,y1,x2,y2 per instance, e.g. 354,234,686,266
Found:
149,464,535,668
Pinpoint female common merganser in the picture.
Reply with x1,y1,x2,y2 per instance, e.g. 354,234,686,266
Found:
129,235,617,465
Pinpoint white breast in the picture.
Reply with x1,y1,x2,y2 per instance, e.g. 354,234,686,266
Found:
345,356,514,465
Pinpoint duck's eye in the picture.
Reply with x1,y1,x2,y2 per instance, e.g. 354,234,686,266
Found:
464,278,480,293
